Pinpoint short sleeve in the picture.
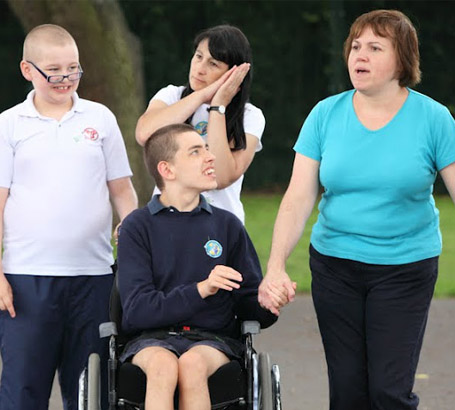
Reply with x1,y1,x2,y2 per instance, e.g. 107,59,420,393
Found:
151,85,185,106
0,115,14,188
101,108,133,181
243,103,266,152
293,102,323,161
433,105,455,171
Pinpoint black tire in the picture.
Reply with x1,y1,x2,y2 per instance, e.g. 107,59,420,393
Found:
258,353,273,410
87,353,101,410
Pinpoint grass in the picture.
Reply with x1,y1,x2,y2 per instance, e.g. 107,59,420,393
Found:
243,193,455,298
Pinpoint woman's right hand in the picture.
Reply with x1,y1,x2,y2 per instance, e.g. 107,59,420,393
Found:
211,63,250,107
197,65,237,104
0,272,15,318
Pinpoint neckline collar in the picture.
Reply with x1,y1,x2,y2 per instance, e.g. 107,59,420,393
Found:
147,194,212,215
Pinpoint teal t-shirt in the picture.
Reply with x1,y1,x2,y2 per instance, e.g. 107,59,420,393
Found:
294,89,455,264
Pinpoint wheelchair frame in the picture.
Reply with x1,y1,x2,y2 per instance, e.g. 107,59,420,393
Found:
78,320,282,410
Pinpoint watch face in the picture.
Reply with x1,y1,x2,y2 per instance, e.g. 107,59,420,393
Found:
208,105,226,114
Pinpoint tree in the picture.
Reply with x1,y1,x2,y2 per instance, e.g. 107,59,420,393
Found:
7,0,151,205
6,0,454,195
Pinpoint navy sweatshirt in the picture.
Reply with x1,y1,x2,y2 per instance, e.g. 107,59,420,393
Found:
117,195,277,337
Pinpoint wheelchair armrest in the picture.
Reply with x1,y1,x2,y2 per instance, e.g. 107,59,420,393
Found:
241,320,261,335
99,321,118,338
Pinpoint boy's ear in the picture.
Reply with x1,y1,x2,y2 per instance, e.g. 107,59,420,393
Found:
157,160,176,182
20,60,33,82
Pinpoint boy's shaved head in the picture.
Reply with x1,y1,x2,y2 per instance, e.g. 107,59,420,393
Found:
23,24,78,62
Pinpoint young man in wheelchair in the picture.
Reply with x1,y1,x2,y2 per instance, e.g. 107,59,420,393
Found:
117,123,285,410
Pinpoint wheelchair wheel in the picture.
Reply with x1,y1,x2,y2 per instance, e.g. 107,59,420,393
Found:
258,353,273,410
252,353,259,410
272,364,282,410
78,353,101,410
87,353,101,410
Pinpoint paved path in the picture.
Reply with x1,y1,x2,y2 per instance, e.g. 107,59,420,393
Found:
254,295,455,410
2,295,454,409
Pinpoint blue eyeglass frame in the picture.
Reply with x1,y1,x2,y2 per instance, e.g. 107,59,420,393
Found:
26,60,83,83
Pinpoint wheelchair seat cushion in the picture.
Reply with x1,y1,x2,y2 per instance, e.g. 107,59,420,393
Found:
117,359,246,407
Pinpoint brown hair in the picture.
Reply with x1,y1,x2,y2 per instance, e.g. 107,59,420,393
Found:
143,123,195,190
343,9,421,87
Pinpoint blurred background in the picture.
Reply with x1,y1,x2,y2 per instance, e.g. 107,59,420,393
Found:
2,5,454,406
2,0,454,204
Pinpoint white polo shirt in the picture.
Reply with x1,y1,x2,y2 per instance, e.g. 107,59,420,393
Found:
152,84,266,223
0,91,132,276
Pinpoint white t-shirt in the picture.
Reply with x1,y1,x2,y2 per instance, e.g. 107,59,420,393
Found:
0,91,133,276
152,84,265,223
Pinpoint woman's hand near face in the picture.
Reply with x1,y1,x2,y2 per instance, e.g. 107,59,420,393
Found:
136,65,236,145
211,63,250,107
196,66,236,104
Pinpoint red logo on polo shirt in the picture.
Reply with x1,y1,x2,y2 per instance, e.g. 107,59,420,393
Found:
83,127,99,141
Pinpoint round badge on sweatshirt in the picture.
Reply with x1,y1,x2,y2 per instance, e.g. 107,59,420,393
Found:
194,121,208,136
204,239,223,258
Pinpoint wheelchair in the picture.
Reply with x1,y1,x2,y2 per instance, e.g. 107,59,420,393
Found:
79,277,282,410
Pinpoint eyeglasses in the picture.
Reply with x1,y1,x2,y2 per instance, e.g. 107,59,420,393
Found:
26,60,83,84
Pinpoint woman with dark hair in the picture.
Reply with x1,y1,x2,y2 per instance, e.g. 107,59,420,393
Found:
259,9,455,410
136,25,264,223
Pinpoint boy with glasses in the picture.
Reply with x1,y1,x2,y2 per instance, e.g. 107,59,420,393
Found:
0,24,137,410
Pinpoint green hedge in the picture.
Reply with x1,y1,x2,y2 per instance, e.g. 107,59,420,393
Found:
244,193,455,298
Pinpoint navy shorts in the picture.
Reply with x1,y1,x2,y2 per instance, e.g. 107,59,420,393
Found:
120,334,243,363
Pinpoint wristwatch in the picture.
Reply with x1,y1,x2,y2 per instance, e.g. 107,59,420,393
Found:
207,105,226,115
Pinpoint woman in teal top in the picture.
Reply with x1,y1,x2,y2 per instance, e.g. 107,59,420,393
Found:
259,9,455,410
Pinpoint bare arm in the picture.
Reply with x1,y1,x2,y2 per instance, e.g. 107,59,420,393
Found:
258,154,320,314
0,187,15,318
135,67,237,146
206,63,255,188
206,112,259,189
440,162,455,204
136,65,254,189
108,177,138,239
136,95,206,146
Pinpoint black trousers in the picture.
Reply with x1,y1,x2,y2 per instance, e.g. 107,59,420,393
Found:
309,244,438,410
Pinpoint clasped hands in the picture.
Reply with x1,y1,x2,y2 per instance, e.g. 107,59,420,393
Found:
258,271,297,316
197,264,295,317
